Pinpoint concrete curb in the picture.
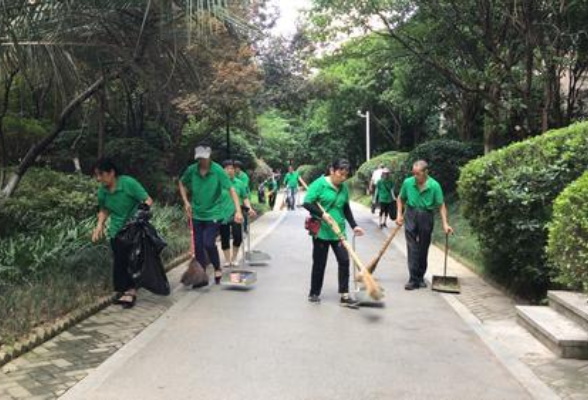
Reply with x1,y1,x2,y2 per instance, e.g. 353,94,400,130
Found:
0,253,190,369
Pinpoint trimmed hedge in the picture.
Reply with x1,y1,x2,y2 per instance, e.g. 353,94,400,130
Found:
548,171,588,294
459,122,588,299
298,164,326,185
396,139,482,195
354,151,408,193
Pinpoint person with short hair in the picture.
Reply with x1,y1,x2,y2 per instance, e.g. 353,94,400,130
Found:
396,160,453,291
303,159,365,307
92,158,153,309
268,173,279,210
178,145,244,285
219,160,256,267
234,160,250,190
283,165,301,210
376,168,396,228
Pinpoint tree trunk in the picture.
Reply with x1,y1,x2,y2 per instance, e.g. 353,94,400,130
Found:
97,88,106,158
0,76,106,198
0,69,19,188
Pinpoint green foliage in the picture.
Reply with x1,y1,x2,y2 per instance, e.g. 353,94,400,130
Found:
103,138,167,199
397,139,483,194
354,151,408,193
0,168,98,236
298,164,326,185
2,115,50,164
459,122,588,299
547,171,588,294
257,109,298,170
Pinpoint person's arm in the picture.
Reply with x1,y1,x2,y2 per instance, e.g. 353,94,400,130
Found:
230,187,244,223
396,196,405,226
178,181,192,217
244,198,256,218
92,209,109,243
303,202,323,217
439,203,453,234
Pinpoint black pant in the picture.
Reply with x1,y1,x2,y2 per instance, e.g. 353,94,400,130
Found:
404,208,434,284
379,202,397,219
268,192,277,209
310,238,350,296
192,220,221,270
111,238,135,293
220,221,243,250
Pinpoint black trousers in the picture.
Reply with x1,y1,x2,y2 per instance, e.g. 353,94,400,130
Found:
220,221,243,250
379,202,397,219
111,238,136,293
404,208,434,284
310,238,350,296
268,192,277,209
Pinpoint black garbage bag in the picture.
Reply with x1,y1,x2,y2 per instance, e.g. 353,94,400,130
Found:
116,206,170,296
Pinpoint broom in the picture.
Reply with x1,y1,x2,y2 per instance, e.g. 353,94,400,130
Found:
366,224,402,274
299,178,383,301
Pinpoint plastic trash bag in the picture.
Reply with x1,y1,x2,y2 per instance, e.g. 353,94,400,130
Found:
116,206,170,296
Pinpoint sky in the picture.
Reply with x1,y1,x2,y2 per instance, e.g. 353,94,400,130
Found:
270,0,311,37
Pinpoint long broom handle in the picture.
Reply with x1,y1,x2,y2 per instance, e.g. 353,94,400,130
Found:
366,224,402,273
188,216,195,257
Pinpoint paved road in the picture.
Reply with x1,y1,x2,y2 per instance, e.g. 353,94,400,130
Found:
62,206,532,400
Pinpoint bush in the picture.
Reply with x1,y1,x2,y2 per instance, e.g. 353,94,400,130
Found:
397,139,482,195
298,164,326,184
2,115,50,164
354,151,408,193
547,171,588,294
0,168,98,236
459,122,588,299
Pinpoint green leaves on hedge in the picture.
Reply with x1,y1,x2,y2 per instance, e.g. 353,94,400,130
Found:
548,171,588,294
459,122,588,299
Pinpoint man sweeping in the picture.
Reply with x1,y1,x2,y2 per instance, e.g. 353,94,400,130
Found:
396,160,453,291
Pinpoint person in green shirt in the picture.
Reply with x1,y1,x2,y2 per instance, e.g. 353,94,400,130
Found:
178,145,244,285
283,165,301,210
396,160,453,291
376,169,396,228
92,158,153,309
219,160,256,267
234,160,250,191
268,173,279,210
303,159,365,307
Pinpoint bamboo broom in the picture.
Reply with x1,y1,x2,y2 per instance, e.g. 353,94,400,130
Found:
300,178,384,301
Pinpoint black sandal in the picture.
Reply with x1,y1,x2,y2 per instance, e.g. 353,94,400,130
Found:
214,270,223,285
120,293,136,309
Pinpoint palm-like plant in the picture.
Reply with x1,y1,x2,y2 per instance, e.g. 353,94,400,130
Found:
0,0,252,198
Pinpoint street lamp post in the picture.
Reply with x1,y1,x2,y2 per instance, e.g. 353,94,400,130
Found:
357,110,371,161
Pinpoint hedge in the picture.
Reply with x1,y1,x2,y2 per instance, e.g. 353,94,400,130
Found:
298,164,326,185
459,122,588,299
354,151,408,193
547,171,588,294
396,139,482,195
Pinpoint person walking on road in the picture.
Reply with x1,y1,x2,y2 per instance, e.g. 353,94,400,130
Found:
234,160,250,191
268,173,279,210
376,168,396,228
396,160,453,291
92,158,153,309
369,163,385,214
303,159,365,307
220,160,256,267
283,165,301,210
179,145,244,285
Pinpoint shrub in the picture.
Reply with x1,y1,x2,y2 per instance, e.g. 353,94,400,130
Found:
354,151,408,193
298,164,326,184
0,168,98,236
2,115,50,164
397,139,482,195
459,122,588,299
547,171,588,294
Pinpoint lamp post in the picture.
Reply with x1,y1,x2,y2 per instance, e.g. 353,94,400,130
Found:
357,110,371,161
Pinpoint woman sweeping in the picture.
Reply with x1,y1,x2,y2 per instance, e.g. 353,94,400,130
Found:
92,158,153,309
303,159,365,307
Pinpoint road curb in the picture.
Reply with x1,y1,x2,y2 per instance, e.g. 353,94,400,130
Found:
0,253,190,369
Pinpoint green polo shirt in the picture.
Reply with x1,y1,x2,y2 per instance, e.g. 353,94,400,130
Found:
268,179,278,193
237,170,250,190
304,176,350,241
399,176,444,211
376,178,395,203
180,162,231,221
98,175,149,238
284,171,300,189
219,177,249,223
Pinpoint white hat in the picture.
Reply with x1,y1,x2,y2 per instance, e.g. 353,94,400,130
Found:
194,145,212,160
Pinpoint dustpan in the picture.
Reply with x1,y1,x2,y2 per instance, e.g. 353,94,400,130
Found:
431,234,460,294
245,220,271,265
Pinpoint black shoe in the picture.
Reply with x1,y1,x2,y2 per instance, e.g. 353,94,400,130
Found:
404,281,419,291
192,281,209,289
120,294,136,309
308,295,321,303
340,295,359,309
418,280,427,289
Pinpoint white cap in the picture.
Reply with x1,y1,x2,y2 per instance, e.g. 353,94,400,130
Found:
194,145,212,160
